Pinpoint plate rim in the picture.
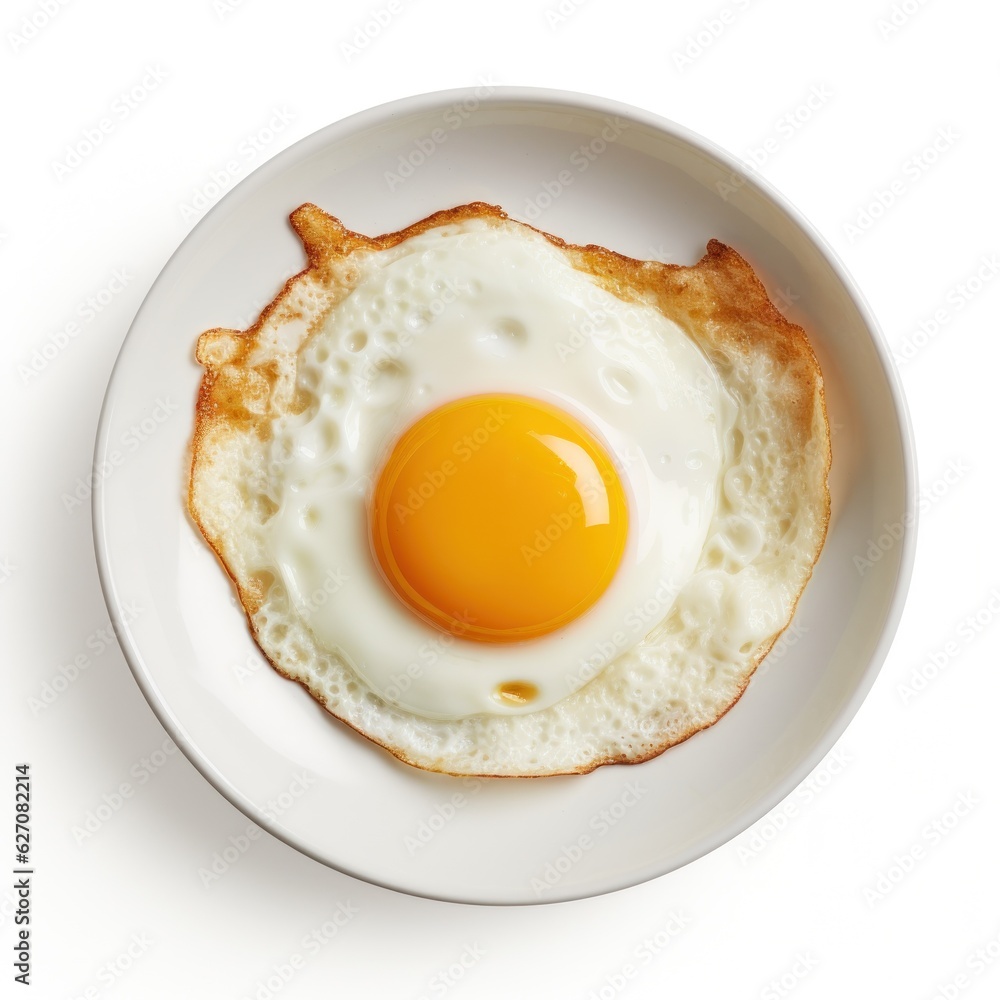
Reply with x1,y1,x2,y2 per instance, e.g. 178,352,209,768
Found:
92,85,918,905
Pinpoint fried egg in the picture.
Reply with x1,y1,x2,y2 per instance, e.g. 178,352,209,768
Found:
188,202,830,777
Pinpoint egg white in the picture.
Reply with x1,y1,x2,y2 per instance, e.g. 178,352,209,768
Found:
188,202,830,777
259,222,735,718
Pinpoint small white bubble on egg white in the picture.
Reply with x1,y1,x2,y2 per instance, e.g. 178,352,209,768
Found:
476,318,527,358
599,366,639,404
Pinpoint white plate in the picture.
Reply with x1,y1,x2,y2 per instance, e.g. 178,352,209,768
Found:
93,88,915,904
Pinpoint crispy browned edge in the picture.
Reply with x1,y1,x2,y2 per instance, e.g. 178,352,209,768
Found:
187,201,832,779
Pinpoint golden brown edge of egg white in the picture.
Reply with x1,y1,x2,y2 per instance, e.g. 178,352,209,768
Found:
186,201,832,778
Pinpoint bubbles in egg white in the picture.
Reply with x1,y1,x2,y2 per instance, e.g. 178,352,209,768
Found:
260,221,736,719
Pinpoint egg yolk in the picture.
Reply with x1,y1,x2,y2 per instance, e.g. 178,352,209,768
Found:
369,394,628,643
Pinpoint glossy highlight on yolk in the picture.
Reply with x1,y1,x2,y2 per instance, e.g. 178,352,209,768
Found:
369,394,629,643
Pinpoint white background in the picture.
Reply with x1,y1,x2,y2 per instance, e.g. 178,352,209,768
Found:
3,0,999,997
